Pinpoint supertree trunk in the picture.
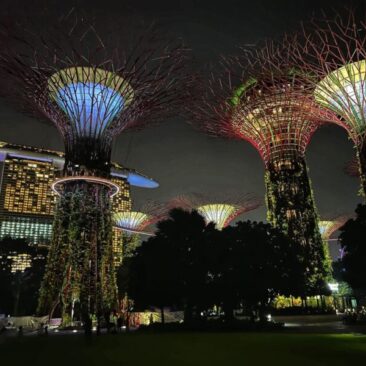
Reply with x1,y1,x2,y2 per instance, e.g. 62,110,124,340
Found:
38,181,117,322
264,156,331,293
37,196,71,316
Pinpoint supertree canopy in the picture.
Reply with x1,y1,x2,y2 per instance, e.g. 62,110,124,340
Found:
319,215,350,263
48,67,133,138
113,203,167,262
170,193,261,230
294,10,366,197
319,217,348,242
190,42,340,294
114,202,167,236
193,43,339,251
0,12,189,323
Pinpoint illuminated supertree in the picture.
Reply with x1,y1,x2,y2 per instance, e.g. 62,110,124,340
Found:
0,13,189,322
114,202,167,236
113,203,167,262
170,193,260,230
319,216,350,261
319,217,348,243
294,10,366,197
193,43,339,253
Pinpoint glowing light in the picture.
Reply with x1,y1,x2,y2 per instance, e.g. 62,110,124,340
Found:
48,67,134,137
319,218,348,241
328,282,339,293
197,204,237,230
318,221,334,238
114,211,155,235
315,60,366,139
170,194,260,230
229,85,337,164
51,176,120,197
126,172,159,188
55,82,124,135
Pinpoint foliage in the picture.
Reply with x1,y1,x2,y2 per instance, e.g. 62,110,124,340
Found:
265,157,331,296
215,221,309,319
128,208,323,323
38,182,117,322
129,208,213,323
0,237,46,315
339,204,366,297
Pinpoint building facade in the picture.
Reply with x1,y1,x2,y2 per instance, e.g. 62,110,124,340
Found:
0,142,154,269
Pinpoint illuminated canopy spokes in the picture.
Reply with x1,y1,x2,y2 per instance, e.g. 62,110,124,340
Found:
197,204,237,230
319,216,350,240
169,193,261,230
231,87,335,164
315,60,366,140
113,202,167,235
48,67,134,138
114,211,151,231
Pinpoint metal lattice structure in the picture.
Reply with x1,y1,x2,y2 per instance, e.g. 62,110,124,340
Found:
170,193,261,230
293,10,366,197
194,44,340,166
0,12,190,177
0,11,190,323
319,216,349,241
114,202,167,235
192,42,338,255
319,215,350,262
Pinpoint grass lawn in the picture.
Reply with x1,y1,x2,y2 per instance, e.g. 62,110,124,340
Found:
1,332,366,366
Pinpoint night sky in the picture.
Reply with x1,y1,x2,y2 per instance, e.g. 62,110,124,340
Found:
0,0,364,248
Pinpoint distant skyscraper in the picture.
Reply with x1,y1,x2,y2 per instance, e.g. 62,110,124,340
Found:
0,141,156,267
0,142,61,246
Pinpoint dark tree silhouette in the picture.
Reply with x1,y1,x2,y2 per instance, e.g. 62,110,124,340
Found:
0,238,47,315
214,221,316,321
339,204,366,299
128,208,320,325
129,208,216,323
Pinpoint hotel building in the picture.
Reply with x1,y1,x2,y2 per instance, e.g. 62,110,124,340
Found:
0,141,158,269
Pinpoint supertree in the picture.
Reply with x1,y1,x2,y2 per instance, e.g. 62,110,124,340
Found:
193,43,339,248
113,202,167,261
294,10,366,198
192,43,340,292
319,216,350,261
0,12,189,322
114,202,167,236
170,193,261,230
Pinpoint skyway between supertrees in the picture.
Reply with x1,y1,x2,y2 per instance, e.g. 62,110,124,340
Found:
192,41,340,266
113,202,168,262
169,193,261,230
0,12,190,323
293,10,366,198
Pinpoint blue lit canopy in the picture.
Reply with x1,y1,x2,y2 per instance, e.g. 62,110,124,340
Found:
48,67,134,138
